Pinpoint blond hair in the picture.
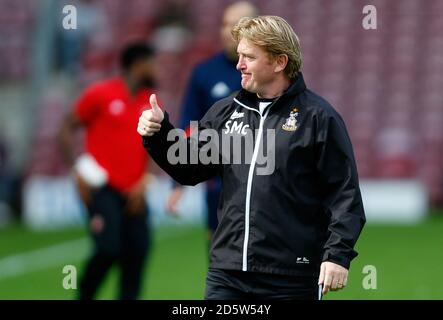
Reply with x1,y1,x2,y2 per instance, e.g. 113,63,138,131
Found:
232,15,302,79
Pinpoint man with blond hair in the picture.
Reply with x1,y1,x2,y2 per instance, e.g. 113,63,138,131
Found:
138,16,365,300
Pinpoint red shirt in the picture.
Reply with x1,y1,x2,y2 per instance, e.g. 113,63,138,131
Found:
75,77,151,192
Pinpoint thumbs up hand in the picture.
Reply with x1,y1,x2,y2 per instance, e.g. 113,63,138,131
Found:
138,94,165,137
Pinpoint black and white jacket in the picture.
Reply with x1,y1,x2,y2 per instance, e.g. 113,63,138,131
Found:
143,73,365,277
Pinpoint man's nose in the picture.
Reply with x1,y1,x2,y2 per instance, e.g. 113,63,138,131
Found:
236,57,245,71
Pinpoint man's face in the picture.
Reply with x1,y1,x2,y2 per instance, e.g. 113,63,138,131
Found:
220,11,240,57
236,38,276,95
220,5,255,58
133,58,156,88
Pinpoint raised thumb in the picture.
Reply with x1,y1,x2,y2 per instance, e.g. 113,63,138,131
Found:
149,93,162,115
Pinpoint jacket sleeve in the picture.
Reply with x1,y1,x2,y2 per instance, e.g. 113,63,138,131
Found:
142,111,221,186
315,112,366,269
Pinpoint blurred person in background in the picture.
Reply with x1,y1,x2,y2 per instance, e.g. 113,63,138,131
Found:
0,132,14,227
58,42,155,300
166,1,259,246
57,0,110,75
138,16,365,300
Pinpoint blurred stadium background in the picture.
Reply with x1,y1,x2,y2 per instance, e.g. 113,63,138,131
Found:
0,0,442,299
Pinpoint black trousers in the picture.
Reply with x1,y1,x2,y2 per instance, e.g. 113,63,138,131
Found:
205,177,221,233
205,268,322,300
78,186,150,300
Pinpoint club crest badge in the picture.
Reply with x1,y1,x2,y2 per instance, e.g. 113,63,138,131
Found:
282,107,299,132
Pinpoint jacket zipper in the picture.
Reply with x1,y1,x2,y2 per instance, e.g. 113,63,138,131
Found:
233,97,279,271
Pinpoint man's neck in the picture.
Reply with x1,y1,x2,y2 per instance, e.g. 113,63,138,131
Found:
256,76,291,99
123,74,138,96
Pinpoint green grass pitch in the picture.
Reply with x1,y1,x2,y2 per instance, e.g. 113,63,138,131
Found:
0,211,442,300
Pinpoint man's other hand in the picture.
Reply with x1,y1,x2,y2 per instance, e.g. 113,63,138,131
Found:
318,261,348,295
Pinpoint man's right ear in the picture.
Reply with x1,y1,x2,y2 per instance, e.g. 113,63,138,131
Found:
273,54,289,74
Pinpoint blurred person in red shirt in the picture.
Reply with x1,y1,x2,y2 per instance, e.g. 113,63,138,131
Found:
58,42,155,300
